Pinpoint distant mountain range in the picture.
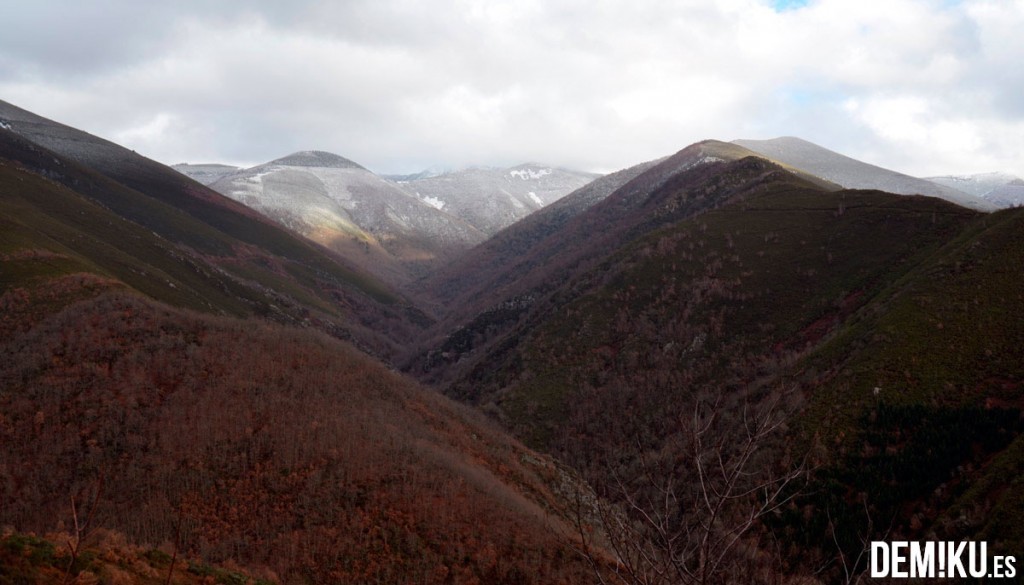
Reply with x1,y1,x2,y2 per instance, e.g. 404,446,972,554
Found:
392,164,599,235
927,171,1024,207
171,162,239,185
4,98,1024,584
175,156,597,284
171,137,1017,295
203,150,485,286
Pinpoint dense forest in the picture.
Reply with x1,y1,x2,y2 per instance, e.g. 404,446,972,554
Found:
1,282,595,583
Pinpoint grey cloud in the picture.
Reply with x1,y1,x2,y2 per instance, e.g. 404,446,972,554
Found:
1,0,1022,178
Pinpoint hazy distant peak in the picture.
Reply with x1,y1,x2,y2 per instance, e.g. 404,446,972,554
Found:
733,136,996,211
925,172,1024,208
925,172,1023,196
269,150,365,170
732,136,837,158
171,163,241,186
394,162,598,235
175,162,238,169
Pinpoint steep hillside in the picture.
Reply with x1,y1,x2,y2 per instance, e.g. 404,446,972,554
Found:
416,145,1024,580
0,100,609,584
209,152,486,286
783,205,1024,563
0,283,594,584
0,102,425,360
394,164,599,235
436,176,978,458
418,157,664,310
408,141,838,378
734,136,995,211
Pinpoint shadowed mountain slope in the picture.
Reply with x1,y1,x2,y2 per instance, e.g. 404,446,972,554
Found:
408,140,839,375
413,140,1024,580
418,158,663,310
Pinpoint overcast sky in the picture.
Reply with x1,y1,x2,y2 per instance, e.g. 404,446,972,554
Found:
1,0,1021,177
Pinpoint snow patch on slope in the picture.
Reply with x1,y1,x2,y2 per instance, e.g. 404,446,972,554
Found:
510,168,552,180
421,195,446,210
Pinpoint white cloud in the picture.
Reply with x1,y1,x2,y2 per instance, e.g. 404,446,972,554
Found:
114,112,174,147
0,0,1021,178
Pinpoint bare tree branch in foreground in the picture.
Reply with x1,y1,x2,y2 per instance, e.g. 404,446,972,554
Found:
576,391,807,585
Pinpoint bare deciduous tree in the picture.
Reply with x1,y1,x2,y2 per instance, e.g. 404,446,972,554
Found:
62,474,104,585
575,392,807,585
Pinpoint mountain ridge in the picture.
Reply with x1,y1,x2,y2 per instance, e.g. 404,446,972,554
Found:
393,163,599,235
0,99,598,584
207,152,486,287
733,136,995,211
0,100,424,360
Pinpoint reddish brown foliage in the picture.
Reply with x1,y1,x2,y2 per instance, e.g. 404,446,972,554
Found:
0,287,591,584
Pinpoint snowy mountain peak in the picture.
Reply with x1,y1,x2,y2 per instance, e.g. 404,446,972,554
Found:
269,150,365,170
396,164,599,235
